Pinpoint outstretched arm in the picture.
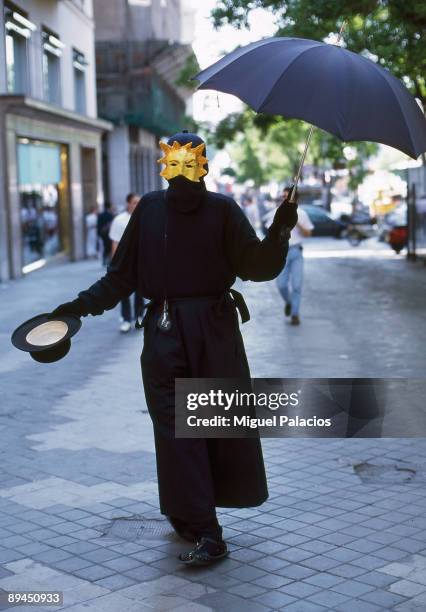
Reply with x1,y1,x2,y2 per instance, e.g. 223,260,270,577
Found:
51,201,142,318
225,196,297,282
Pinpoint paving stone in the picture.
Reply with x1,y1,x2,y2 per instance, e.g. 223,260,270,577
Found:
197,591,271,612
304,573,345,588
123,565,164,582
279,580,322,598
330,579,375,597
72,564,115,581
227,583,267,599
228,565,268,582
130,549,167,563
276,547,315,562
80,548,120,564
332,599,384,612
282,601,329,612
229,548,265,563
93,573,138,590
252,573,293,589
306,589,351,608
360,588,408,608
274,564,316,580
253,590,297,609
102,556,141,572
356,570,399,588
249,556,289,572
249,541,286,554
0,550,25,563
1,535,33,548
53,556,94,572
300,555,342,571
43,535,79,548
61,542,101,555
329,563,369,578
389,580,426,597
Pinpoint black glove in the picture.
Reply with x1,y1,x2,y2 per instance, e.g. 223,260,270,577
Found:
49,298,88,319
268,190,298,242
274,193,298,231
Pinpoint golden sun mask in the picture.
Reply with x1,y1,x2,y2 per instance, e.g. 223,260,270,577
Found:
157,140,208,182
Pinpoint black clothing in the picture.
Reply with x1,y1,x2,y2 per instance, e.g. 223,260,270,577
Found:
166,175,207,213
97,210,114,266
56,189,290,524
97,210,114,237
75,189,290,311
121,292,144,323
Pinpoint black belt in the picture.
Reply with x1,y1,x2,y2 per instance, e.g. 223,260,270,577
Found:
136,288,250,329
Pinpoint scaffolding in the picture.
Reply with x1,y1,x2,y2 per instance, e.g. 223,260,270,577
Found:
96,40,192,135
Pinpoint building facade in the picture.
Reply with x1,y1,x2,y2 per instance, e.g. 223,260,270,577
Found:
0,0,111,282
92,0,196,209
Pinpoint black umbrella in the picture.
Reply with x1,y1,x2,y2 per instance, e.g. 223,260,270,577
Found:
193,34,426,197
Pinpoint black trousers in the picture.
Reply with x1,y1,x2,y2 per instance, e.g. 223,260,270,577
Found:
121,292,145,322
141,295,268,536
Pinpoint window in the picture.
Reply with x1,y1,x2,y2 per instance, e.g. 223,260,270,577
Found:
73,49,87,114
3,5,36,94
42,28,64,105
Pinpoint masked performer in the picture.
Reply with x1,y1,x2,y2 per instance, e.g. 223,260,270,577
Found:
50,131,298,565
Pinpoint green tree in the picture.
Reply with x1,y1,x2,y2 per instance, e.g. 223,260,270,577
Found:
212,0,426,107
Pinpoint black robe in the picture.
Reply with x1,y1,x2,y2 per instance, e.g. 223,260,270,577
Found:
74,189,289,523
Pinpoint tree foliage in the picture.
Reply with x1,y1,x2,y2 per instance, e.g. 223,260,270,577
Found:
212,0,426,104
207,0,426,186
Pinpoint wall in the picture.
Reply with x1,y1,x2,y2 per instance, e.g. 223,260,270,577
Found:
93,0,183,44
2,0,97,117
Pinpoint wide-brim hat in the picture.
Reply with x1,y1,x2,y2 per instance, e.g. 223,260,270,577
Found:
11,313,82,363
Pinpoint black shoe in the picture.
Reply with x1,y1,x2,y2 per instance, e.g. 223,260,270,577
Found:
178,537,229,566
284,302,291,316
290,315,300,325
167,516,198,543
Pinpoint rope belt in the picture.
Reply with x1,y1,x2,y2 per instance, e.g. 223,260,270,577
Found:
136,288,250,329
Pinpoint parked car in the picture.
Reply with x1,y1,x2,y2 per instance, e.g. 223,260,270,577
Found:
301,204,346,237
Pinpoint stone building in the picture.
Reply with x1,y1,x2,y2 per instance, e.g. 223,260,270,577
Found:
0,0,111,281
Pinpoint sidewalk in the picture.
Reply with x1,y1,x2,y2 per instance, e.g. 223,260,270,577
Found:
0,240,426,611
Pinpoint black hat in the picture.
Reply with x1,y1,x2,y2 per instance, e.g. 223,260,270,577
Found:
167,130,209,175
11,313,82,363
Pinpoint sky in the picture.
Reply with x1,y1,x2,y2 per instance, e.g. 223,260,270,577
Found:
190,0,276,124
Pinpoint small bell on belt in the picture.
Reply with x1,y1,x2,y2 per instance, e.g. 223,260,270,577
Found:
157,299,172,332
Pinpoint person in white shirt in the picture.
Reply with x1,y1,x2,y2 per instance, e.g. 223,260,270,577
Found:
276,187,314,325
109,193,144,332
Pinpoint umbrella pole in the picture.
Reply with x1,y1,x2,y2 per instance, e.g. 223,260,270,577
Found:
289,124,314,202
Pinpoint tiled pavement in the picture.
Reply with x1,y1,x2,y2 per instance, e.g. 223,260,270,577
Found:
1,240,425,611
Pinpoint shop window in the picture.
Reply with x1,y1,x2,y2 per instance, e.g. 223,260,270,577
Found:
73,49,88,114
42,28,64,105
4,4,36,93
17,139,69,269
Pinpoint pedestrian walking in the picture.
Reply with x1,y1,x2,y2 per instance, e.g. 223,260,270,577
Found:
109,193,144,333
85,206,99,259
49,131,298,566
97,202,114,266
275,187,313,325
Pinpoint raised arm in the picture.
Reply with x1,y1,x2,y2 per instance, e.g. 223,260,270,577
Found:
225,196,298,282
51,200,143,318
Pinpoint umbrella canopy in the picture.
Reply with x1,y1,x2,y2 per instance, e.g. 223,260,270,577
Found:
193,37,426,160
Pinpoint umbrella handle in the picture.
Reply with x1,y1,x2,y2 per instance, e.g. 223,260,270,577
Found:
289,124,315,203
